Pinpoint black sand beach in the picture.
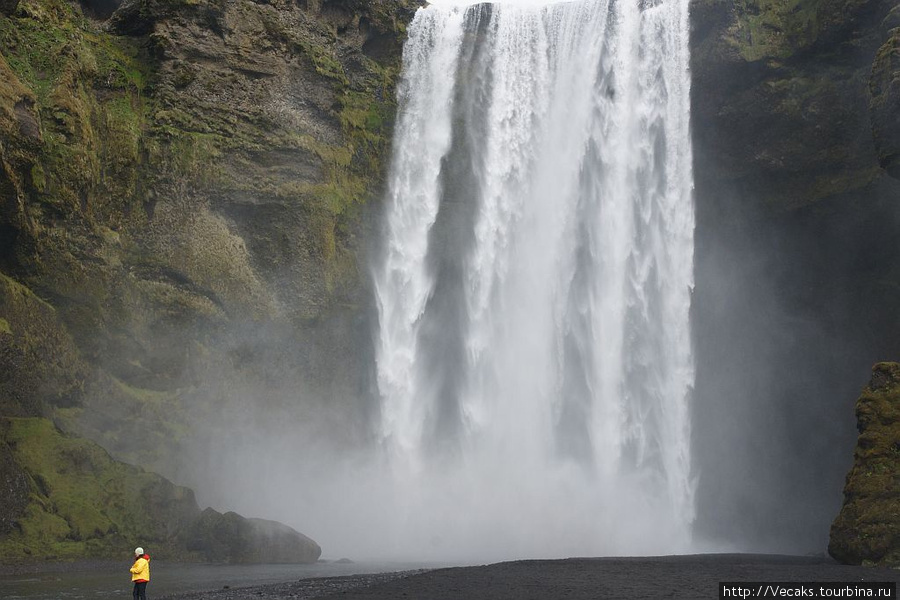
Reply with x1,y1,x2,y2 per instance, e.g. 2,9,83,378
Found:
160,555,900,600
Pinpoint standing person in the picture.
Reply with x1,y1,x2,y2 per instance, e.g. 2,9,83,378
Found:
130,546,150,600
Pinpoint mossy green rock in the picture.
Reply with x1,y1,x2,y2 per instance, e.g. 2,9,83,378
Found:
691,0,896,210
870,24,900,179
829,363,900,566
0,417,199,561
0,417,321,563
0,441,29,536
0,0,412,378
0,273,90,417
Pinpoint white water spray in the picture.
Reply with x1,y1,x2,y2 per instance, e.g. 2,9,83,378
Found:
373,0,695,560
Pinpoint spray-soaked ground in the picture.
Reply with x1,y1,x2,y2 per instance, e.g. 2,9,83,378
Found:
157,556,900,600
0,561,433,599
367,0,695,559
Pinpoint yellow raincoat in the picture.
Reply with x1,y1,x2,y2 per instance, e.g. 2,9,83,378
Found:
130,555,150,582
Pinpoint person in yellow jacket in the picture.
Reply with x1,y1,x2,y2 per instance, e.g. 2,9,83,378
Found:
129,546,150,600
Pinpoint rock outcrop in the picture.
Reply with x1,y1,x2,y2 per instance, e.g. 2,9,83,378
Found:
185,508,321,564
0,417,320,562
870,8,900,179
0,441,29,536
0,0,413,411
829,363,900,566
0,272,89,417
691,0,896,210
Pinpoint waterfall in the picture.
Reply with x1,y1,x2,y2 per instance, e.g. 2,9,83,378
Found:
374,0,695,559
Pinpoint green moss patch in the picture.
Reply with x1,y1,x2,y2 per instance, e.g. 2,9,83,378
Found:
725,0,873,62
0,417,199,561
0,272,88,416
0,0,150,225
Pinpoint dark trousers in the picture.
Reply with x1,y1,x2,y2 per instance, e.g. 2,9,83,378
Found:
133,581,148,600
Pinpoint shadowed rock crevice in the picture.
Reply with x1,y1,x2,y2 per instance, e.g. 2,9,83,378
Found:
79,0,122,20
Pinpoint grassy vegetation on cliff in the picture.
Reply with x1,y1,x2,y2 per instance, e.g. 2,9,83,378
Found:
0,417,198,561
0,0,150,226
0,272,88,416
0,416,321,563
724,0,874,62
2,0,411,324
727,0,823,61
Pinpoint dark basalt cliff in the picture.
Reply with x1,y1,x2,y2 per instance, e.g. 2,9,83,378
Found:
0,0,414,560
870,8,900,178
691,0,899,208
690,0,900,552
829,363,900,567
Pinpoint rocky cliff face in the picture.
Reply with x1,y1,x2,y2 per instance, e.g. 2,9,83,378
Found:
1,0,412,398
690,0,900,552
870,7,900,178
829,362,900,566
0,0,414,560
691,0,897,209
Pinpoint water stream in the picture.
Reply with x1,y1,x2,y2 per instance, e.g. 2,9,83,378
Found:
373,0,696,558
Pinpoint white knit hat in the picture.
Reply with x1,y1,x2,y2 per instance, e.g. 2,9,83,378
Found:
134,547,144,555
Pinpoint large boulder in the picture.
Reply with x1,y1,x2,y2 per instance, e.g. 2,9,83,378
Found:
184,508,321,564
829,363,900,566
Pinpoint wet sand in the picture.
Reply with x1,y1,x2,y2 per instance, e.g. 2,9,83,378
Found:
160,555,900,600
